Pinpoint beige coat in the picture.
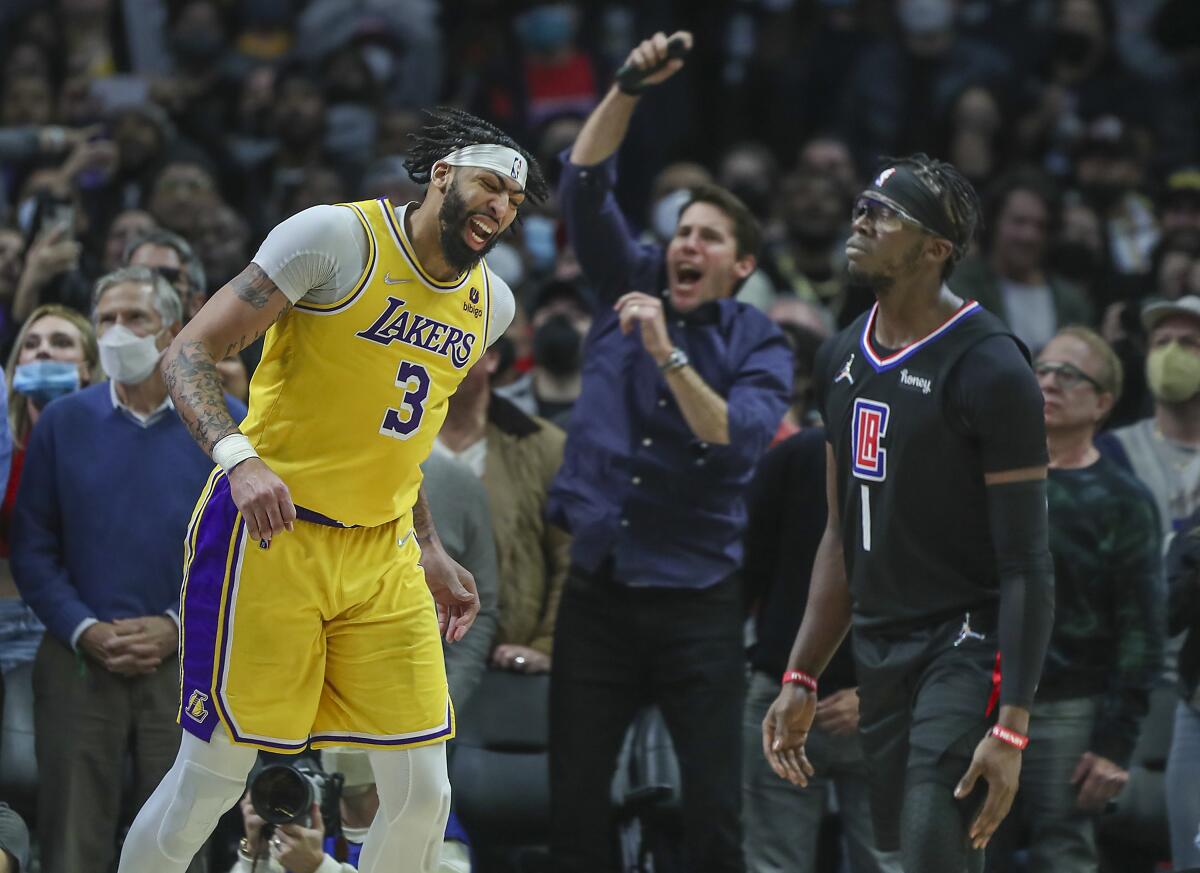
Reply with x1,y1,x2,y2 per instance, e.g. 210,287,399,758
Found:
482,396,571,655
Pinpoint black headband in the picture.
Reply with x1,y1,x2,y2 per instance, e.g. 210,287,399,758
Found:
864,164,960,247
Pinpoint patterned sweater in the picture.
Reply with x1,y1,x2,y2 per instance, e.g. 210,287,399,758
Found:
1039,454,1165,767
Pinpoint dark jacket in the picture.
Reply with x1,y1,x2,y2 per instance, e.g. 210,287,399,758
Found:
1167,507,1200,708
949,257,1095,334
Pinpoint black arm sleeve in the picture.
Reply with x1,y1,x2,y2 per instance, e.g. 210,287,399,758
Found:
988,478,1056,708
949,334,1053,708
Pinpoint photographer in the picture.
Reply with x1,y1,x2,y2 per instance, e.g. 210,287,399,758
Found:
231,749,470,873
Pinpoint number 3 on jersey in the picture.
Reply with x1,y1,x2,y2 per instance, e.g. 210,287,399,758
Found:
851,398,890,551
381,360,430,440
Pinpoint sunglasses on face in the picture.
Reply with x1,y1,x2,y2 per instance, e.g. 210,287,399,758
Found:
852,196,932,235
153,265,187,288
1034,361,1105,392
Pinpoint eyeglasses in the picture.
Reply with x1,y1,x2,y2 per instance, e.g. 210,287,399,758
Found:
852,196,934,235
1034,361,1106,392
153,265,188,289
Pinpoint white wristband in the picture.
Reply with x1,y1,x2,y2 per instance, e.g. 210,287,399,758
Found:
212,433,258,473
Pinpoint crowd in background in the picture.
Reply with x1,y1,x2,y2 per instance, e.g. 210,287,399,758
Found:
0,0,1199,871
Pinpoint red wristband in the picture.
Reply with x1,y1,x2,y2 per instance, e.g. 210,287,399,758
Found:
781,670,818,693
990,724,1029,750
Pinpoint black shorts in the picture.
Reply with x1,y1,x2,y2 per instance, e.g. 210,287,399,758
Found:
853,610,1000,851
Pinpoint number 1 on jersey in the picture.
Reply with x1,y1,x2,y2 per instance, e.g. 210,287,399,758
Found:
380,360,430,440
861,484,872,551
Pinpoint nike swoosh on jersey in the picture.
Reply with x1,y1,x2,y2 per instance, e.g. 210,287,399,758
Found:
383,273,413,285
398,528,416,548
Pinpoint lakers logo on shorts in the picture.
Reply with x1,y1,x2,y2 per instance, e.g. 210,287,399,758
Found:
185,690,211,724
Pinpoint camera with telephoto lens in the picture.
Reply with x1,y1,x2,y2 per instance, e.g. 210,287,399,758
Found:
249,759,343,830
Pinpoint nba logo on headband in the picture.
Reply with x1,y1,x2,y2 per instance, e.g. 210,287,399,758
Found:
874,167,896,187
442,144,530,190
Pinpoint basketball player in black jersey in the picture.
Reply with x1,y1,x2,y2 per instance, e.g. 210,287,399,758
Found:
762,154,1055,873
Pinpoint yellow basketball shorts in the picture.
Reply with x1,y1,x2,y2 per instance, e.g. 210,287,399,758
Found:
177,469,453,753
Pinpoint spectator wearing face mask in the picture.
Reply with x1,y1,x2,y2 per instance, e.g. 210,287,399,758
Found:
1097,295,1200,540
495,279,592,428
1016,0,1154,177
436,342,570,676
1,305,99,678
644,162,713,247
10,267,245,873
838,0,1013,171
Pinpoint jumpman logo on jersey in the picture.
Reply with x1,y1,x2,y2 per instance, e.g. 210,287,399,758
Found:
953,612,987,647
835,353,856,385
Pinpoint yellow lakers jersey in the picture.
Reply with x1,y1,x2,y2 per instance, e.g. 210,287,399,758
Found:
240,198,493,527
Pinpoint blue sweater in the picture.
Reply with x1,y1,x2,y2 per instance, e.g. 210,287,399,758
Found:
11,383,246,646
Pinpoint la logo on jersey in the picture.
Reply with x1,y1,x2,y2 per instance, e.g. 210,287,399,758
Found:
851,398,890,481
185,690,210,724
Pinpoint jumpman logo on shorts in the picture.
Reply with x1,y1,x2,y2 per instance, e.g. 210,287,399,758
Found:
953,612,987,647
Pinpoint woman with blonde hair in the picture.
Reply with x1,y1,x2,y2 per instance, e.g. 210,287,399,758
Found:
1,304,99,674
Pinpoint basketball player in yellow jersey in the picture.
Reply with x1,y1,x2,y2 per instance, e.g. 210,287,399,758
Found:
117,107,549,873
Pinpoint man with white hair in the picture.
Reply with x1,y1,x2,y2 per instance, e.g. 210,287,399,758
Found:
10,266,246,873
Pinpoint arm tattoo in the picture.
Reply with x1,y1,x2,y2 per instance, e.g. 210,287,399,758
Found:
163,265,292,454
216,301,292,362
164,339,239,454
231,263,278,310
414,486,437,543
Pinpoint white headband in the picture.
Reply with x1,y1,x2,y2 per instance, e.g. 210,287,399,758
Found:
440,144,528,190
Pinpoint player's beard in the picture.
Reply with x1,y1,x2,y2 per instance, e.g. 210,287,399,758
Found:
846,238,926,296
439,178,501,274
846,262,895,295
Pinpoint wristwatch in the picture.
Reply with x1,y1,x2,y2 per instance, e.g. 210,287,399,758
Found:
659,347,689,373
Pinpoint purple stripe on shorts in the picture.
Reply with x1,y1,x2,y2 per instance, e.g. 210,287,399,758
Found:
179,474,241,743
310,702,454,748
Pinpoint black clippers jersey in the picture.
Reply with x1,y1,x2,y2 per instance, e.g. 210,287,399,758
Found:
821,300,1022,631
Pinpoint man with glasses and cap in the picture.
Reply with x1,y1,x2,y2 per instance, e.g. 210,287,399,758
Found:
764,154,1056,873
117,107,548,873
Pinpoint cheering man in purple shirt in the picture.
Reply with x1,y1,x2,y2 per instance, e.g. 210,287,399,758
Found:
546,31,792,873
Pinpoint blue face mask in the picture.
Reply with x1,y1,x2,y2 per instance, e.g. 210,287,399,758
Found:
516,5,576,53
521,215,558,273
12,360,81,409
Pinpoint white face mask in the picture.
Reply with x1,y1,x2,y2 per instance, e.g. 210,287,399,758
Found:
341,824,371,844
98,323,165,384
652,189,691,241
